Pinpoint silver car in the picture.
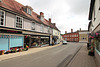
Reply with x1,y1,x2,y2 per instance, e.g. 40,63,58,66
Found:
62,40,67,45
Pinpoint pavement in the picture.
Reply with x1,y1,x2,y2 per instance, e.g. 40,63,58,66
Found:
0,43,61,61
68,44,97,67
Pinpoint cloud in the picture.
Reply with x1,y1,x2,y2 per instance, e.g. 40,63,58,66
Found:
16,0,90,34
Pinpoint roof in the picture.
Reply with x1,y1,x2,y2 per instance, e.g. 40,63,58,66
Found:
0,0,60,32
0,0,42,23
79,30,88,32
88,0,95,20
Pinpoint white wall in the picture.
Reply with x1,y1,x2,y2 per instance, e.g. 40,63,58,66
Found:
6,12,15,28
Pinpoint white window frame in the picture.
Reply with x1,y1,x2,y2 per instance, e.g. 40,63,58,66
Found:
31,22,35,30
40,24,44,32
27,8,32,15
0,10,5,26
15,16,23,29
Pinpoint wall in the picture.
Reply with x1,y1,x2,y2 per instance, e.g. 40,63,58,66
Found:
6,12,15,28
23,19,31,30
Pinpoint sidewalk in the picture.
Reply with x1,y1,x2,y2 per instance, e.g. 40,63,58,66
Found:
68,44,97,67
0,43,61,61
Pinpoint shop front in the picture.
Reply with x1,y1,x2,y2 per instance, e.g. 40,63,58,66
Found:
23,31,50,48
0,29,24,51
52,36,58,45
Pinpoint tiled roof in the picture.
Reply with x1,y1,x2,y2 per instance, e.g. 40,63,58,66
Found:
0,0,41,23
0,0,60,31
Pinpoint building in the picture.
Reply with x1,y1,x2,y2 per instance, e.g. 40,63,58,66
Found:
88,0,100,66
0,0,60,51
52,23,61,44
62,29,79,42
79,29,89,43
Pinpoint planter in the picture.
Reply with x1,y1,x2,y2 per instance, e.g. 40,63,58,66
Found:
24,48,28,51
5,50,11,54
88,51,94,56
0,50,5,55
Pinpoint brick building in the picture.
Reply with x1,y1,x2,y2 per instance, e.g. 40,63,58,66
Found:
62,29,79,42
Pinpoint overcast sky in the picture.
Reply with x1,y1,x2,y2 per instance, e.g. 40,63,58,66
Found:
16,0,90,34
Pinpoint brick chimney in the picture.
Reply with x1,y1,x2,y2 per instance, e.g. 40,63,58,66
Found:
49,18,51,26
80,28,81,31
65,31,67,34
71,29,73,33
40,12,44,17
40,12,44,21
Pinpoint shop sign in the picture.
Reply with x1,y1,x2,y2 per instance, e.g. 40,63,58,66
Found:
0,29,22,34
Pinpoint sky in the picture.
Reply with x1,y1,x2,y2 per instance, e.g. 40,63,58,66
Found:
16,0,90,34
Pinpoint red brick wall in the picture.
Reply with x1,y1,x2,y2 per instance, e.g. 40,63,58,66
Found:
63,32,79,42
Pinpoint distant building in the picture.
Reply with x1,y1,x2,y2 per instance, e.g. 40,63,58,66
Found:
62,29,79,42
79,29,89,43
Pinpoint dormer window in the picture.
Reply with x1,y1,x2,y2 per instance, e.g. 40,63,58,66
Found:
23,6,33,15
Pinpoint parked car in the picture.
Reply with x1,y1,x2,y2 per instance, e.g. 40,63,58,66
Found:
62,40,67,45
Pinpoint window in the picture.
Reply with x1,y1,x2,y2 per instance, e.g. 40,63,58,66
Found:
40,24,44,32
23,8,27,13
16,16,23,28
32,22,35,30
28,8,32,15
23,7,32,15
48,27,49,33
0,10,5,26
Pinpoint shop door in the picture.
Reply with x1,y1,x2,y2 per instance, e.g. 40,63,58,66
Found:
10,35,24,48
0,35,9,50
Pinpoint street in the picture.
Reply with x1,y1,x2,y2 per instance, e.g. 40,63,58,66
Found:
0,43,83,67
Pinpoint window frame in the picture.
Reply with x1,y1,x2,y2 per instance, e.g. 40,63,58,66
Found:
0,10,5,26
31,22,35,30
40,24,44,32
15,16,23,29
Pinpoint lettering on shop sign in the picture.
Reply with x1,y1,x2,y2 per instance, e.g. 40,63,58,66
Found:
0,29,22,34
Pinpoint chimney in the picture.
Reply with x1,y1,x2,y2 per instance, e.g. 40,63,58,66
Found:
40,12,44,21
65,31,67,34
40,12,44,17
49,18,51,23
71,29,73,33
80,28,81,31
49,18,51,26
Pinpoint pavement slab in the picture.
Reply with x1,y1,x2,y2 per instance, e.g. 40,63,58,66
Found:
68,44,97,67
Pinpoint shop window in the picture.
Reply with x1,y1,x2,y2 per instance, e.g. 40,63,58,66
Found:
96,40,100,55
0,10,5,26
31,22,35,30
16,16,23,28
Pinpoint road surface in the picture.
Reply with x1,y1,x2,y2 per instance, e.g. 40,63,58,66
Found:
0,43,84,67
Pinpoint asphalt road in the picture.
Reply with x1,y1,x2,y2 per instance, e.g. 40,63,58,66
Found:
0,43,84,67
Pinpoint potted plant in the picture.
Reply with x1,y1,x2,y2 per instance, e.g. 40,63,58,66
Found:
11,48,16,53
19,48,24,52
5,50,11,54
24,45,29,51
0,50,5,55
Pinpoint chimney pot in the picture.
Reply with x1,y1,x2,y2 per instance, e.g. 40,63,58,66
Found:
71,29,73,33
49,18,51,23
40,12,44,17
65,31,67,34
80,28,81,31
